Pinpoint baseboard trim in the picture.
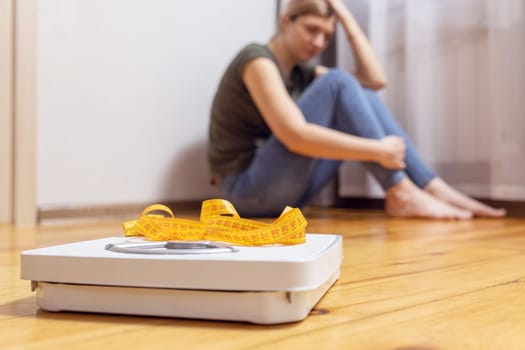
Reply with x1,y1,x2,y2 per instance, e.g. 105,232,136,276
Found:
38,197,525,223
333,196,525,217
480,199,525,217
38,200,203,223
334,197,384,210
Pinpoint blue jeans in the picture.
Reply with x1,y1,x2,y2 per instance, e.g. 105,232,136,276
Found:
221,69,435,216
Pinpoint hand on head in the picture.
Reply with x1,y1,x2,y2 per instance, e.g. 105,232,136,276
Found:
325,0,351,20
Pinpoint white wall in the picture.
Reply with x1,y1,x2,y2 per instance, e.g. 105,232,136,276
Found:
37,0,276,208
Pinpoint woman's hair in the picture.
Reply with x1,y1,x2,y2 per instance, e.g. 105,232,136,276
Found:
282,0,333,20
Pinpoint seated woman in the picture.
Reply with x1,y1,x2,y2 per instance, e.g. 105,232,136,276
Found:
208,0,505,219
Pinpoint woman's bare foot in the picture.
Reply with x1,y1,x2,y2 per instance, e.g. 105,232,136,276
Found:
424,178,507,218
386,178,472,220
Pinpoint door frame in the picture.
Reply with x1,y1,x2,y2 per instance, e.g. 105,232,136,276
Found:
13,0,38,226
0,0,14,224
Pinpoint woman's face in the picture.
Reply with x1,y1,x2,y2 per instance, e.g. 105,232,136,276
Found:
283,14,336,62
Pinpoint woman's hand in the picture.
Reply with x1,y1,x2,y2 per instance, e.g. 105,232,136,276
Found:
325,0,388,90
376,136,406,169
325,0,352,21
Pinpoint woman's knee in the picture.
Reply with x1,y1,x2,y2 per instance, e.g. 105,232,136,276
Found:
362,86,380,101
323,68,361,88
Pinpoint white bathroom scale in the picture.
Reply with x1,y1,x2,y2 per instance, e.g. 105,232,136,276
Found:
20,234,342,324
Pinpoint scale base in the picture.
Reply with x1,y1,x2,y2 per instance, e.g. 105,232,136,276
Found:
33,271,339,324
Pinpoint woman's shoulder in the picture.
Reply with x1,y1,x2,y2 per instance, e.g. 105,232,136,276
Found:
225,43,276,78
235,43,274,62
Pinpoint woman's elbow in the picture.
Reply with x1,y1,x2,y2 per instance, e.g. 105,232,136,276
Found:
277,129,309,154
281,136,304,154
368,78,388,91
285,140,305,154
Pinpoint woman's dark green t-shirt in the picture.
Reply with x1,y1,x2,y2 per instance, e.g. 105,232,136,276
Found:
208,43,316,176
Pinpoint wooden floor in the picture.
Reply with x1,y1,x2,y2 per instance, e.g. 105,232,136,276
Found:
2,208,525,350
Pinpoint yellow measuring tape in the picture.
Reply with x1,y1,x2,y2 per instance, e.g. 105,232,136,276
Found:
122,199,307,246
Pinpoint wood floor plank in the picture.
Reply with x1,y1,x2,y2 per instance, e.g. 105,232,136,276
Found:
250,276,525,350
1,209,525,350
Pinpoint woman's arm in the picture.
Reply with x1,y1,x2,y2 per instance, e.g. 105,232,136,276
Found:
243,57,404,169
324,0,387,90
